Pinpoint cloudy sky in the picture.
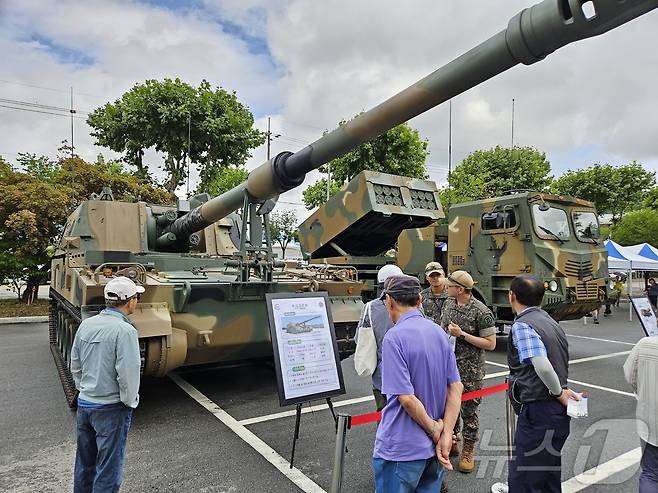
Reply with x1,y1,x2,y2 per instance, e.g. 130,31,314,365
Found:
1,0,657,222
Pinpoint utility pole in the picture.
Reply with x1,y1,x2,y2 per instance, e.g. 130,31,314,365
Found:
267,116,271,160
511,98,515,148
447,99,452,207
186,115,191,197
448,99,452,182
70,87,75,158
327,163,331,201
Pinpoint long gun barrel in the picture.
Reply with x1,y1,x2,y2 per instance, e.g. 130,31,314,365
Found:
171,0,657,238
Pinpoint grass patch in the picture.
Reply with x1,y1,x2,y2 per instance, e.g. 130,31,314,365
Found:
0,299,49,318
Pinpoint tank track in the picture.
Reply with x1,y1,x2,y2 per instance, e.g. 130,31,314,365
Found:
49,289,81,409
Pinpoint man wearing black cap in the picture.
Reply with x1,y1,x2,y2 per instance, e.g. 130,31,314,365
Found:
373,275,463,493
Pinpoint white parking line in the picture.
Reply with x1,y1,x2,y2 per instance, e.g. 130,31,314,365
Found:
239,395,374,426
485,350,631,370
566,334,637,346
169,373,326,493
566,378,635,397
561,447,642,492
569,351,631,364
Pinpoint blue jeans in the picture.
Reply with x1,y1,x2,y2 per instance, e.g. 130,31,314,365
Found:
640,441,658,493
74,402,133,493
373,457,444,493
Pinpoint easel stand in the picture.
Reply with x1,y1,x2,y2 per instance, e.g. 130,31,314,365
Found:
290,397,338,468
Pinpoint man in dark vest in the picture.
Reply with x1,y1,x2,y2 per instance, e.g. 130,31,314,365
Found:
506,275,580,493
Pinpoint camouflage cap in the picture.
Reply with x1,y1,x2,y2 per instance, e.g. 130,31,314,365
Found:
425,261,444,275
440,270,474,289
379,274,422,300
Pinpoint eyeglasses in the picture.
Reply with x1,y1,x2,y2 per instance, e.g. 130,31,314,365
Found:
447,275,468,288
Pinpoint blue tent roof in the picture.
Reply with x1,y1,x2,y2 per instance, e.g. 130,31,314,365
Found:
606,240,627,259
639,244,658,262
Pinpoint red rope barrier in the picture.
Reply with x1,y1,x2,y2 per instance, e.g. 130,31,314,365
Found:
349,382,509,427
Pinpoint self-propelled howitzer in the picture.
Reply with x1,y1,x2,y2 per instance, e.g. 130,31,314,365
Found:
50,0,658,408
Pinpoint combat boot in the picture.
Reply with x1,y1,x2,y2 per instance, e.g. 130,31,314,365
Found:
458,439,476,473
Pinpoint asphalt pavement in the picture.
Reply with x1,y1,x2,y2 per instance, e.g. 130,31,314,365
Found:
0,304,649,492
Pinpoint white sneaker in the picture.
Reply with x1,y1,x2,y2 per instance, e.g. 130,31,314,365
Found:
491,482,509,493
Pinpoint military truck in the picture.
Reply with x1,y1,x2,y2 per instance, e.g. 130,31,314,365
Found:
50,0,657,406
299,173,609,327
399,191,609,325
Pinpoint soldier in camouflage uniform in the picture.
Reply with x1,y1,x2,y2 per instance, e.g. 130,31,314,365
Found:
421,261,447,326
439,270,497,474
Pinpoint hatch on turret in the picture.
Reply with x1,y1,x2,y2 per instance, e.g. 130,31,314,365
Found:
298,171,444,259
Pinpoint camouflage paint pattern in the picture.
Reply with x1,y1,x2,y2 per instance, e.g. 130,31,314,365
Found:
400,191,610,325
440,296,496,442
298,171,443,259
50,196,364,383
298,171,443,299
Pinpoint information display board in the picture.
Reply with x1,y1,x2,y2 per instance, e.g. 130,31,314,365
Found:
266,292,346,406
631,296,658,337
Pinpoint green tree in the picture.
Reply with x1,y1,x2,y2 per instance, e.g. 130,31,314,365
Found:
444,146,552,206
0,158,70,301
53,157,172,206
551,162,655,220
202,165,249,197
611,209,658,245
302,121,429,209
0,155,171,303
87,78,265,192
644,186,658,210
301,179,344,209
269,210,298,259
16,153,59,183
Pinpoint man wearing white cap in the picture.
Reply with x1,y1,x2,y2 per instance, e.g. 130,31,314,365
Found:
355,264,403,411
71,276,144,493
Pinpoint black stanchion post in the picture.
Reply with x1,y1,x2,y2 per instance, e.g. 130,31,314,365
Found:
505,378,516,460
290,403,303,469
330,414,350,493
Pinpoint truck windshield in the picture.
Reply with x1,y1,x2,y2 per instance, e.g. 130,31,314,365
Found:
572,211,600,243
532,204,570,241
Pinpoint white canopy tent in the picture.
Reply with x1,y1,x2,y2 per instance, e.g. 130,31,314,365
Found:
604,240,658,321
625,243,658,263
605,239,658,271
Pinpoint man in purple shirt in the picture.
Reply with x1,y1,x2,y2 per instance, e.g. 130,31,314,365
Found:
373,275,463,493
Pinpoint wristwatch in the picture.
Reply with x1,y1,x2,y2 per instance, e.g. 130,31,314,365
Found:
457,333,466,341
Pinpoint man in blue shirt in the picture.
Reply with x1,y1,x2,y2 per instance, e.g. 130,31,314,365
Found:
373,275,463,492
506,275,580,493
71,276,144,493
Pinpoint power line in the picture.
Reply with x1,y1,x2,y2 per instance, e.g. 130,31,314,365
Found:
0,96,91,115
0,103,86,119
0,78,104,100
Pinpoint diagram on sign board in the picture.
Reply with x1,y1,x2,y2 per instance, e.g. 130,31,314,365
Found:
266,292,346,407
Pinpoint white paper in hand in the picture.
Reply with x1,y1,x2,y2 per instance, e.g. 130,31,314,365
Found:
567,392,588,418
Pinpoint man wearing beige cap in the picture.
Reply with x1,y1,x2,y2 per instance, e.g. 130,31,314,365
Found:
71,276,144,493
439,270,496,474
421,262,448,334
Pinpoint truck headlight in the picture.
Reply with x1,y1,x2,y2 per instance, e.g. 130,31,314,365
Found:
549,280,558,292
